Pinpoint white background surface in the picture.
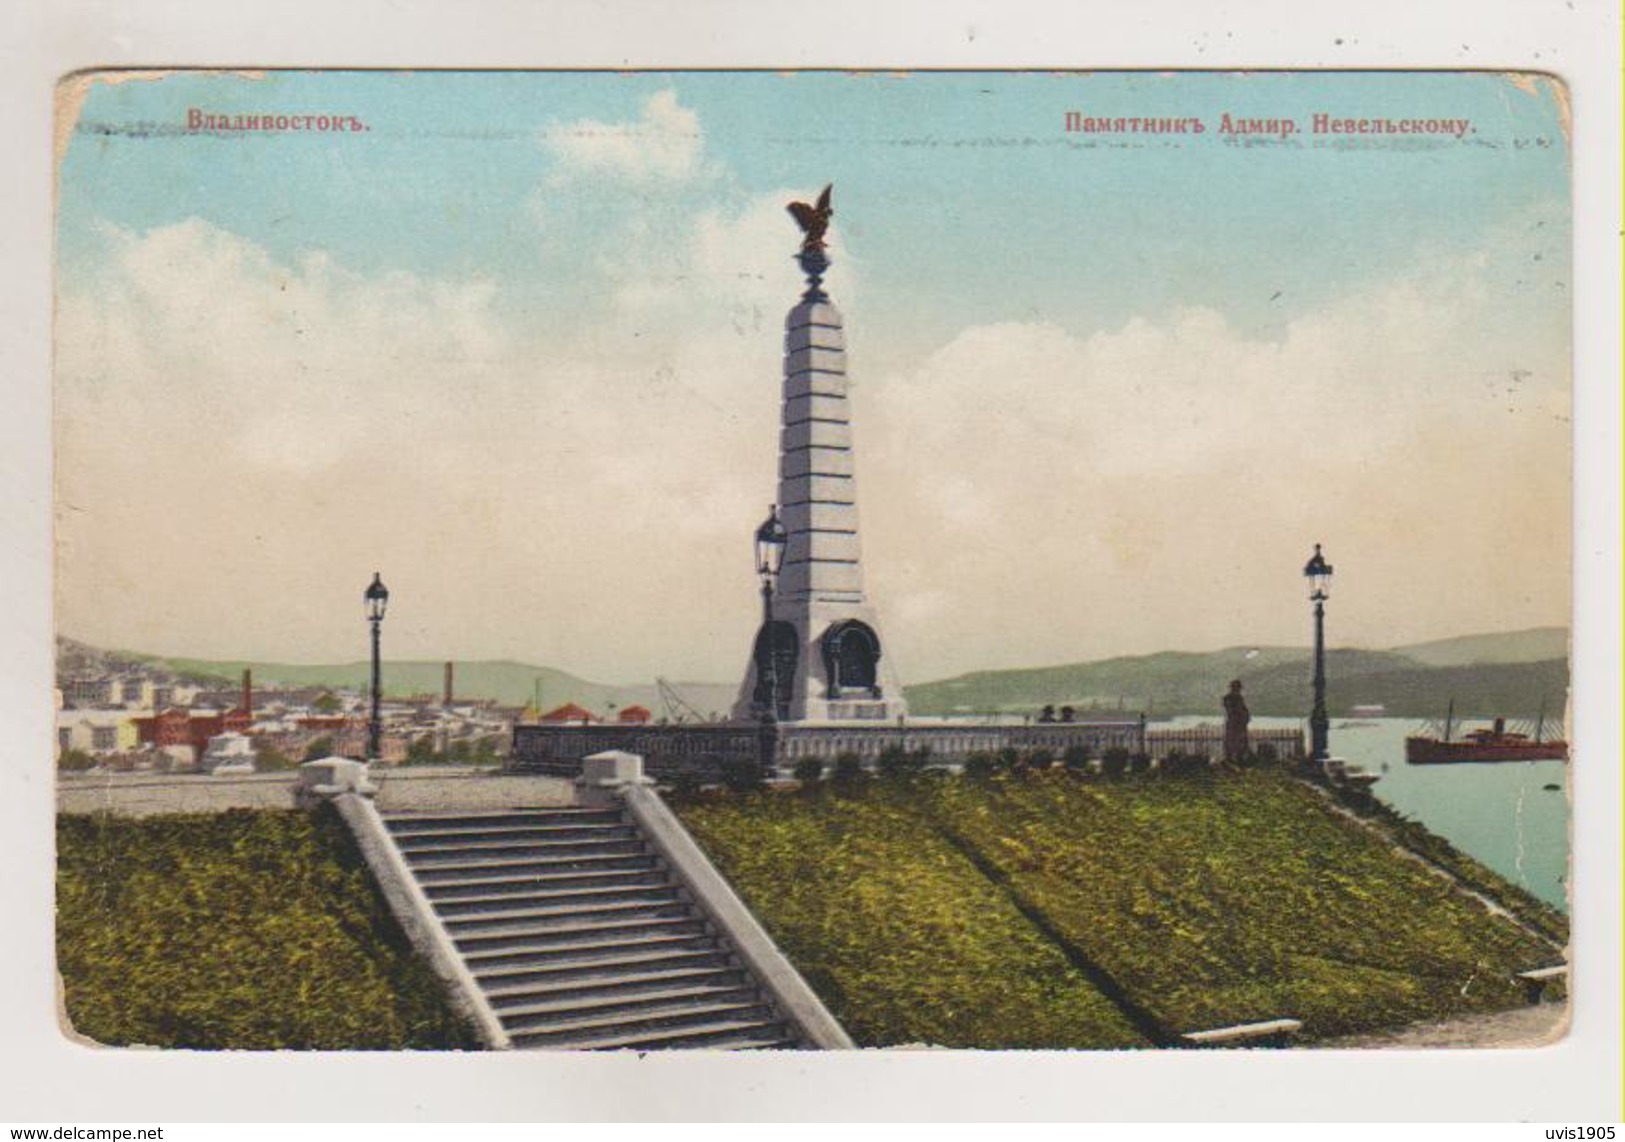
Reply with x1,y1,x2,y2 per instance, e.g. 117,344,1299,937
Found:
3,0,1620,1122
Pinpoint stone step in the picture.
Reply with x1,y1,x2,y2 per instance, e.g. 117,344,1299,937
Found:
388,808,627,825
441,899,693,934
455,916,708,956
399,837,649,863
511,1016,791,1052
498,983,763,1030
385,809,624,831
410,853,659,882
638,1029,797,1051
378,803,808,1051
462,930,720,972
503,998,775,1047
431,883,683,917
483,965,747,1008
470,947,734,990
421,867,670,900
388,821,637,845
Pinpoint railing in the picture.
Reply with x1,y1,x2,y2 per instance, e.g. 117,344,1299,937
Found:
510,719,1304,779
511,722,762,779
621,779,856,1049
1147,725,1305,759
777,720,1146,763
303,763,511,1049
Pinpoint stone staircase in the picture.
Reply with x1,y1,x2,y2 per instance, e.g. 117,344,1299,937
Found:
381,807,806,1050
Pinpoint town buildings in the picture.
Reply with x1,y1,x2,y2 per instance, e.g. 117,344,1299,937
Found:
56,648,515,772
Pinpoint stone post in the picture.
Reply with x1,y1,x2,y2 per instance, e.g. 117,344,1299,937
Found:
576,749,657,808
294,755,378,809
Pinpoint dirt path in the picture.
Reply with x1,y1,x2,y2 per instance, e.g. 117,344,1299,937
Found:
1314,1001,1568,1049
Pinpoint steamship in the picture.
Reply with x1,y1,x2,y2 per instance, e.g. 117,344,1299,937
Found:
1404,700,1568,764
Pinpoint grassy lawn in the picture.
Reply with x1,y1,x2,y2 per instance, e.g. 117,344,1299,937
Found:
674,768,1564,1047
57,807,479,1050
676,788,1149,1048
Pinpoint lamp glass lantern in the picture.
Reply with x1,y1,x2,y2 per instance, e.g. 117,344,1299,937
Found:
755,507,788,586
365,573,390,622
1303,544,1333,601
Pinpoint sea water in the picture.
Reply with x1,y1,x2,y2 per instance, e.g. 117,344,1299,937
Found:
1169,715,1570,911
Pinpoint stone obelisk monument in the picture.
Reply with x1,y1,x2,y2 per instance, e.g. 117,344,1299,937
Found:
733,185,907,724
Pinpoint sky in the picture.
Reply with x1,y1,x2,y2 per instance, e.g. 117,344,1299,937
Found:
53,70,1572,684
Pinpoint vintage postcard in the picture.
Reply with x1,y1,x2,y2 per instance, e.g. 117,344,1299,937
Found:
52,69,1573,1065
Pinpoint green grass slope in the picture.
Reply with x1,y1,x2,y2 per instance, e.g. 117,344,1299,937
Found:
56,808,480,1050
674,770,1563,1047
673,789,1149,1048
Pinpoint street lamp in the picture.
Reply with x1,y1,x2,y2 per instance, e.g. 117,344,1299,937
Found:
1303,544,1333,766
754,507,789,718
752,508,789,778
364,572,389,762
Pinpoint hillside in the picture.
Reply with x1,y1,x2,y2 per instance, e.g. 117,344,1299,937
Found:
155,655,606,709
60,627,1568,721
673,768,1565,1048
904,647,1569,719
1238,657,1570,720
1395,627,1569,668
79,642,736,719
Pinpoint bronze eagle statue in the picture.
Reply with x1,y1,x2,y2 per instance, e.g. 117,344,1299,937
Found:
786,184,833,253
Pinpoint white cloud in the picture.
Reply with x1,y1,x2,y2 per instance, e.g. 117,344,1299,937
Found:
59,218,508,475
54,215,780,678
54,203,1570,686
599,188,848,333
543,90,705,184
857,264,1570,676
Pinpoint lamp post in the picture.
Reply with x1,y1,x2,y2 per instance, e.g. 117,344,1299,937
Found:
1303,544,1334,767
754,507,789,717
364,572,389,762
753,508,788,772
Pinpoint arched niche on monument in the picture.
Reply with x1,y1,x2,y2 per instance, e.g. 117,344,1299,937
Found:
751,620,799,720
821,620,883,699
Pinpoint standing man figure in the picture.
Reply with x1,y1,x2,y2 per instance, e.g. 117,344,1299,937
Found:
1223,679,1251,763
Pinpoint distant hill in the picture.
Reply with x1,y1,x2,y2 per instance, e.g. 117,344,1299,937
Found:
1394,627,1569,668
60,627,1568,722
1197,655,1569,721
60,640,736,721
903,646,1402,717
156,657,602,709
904,643,1570,720
904,647,1296,717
